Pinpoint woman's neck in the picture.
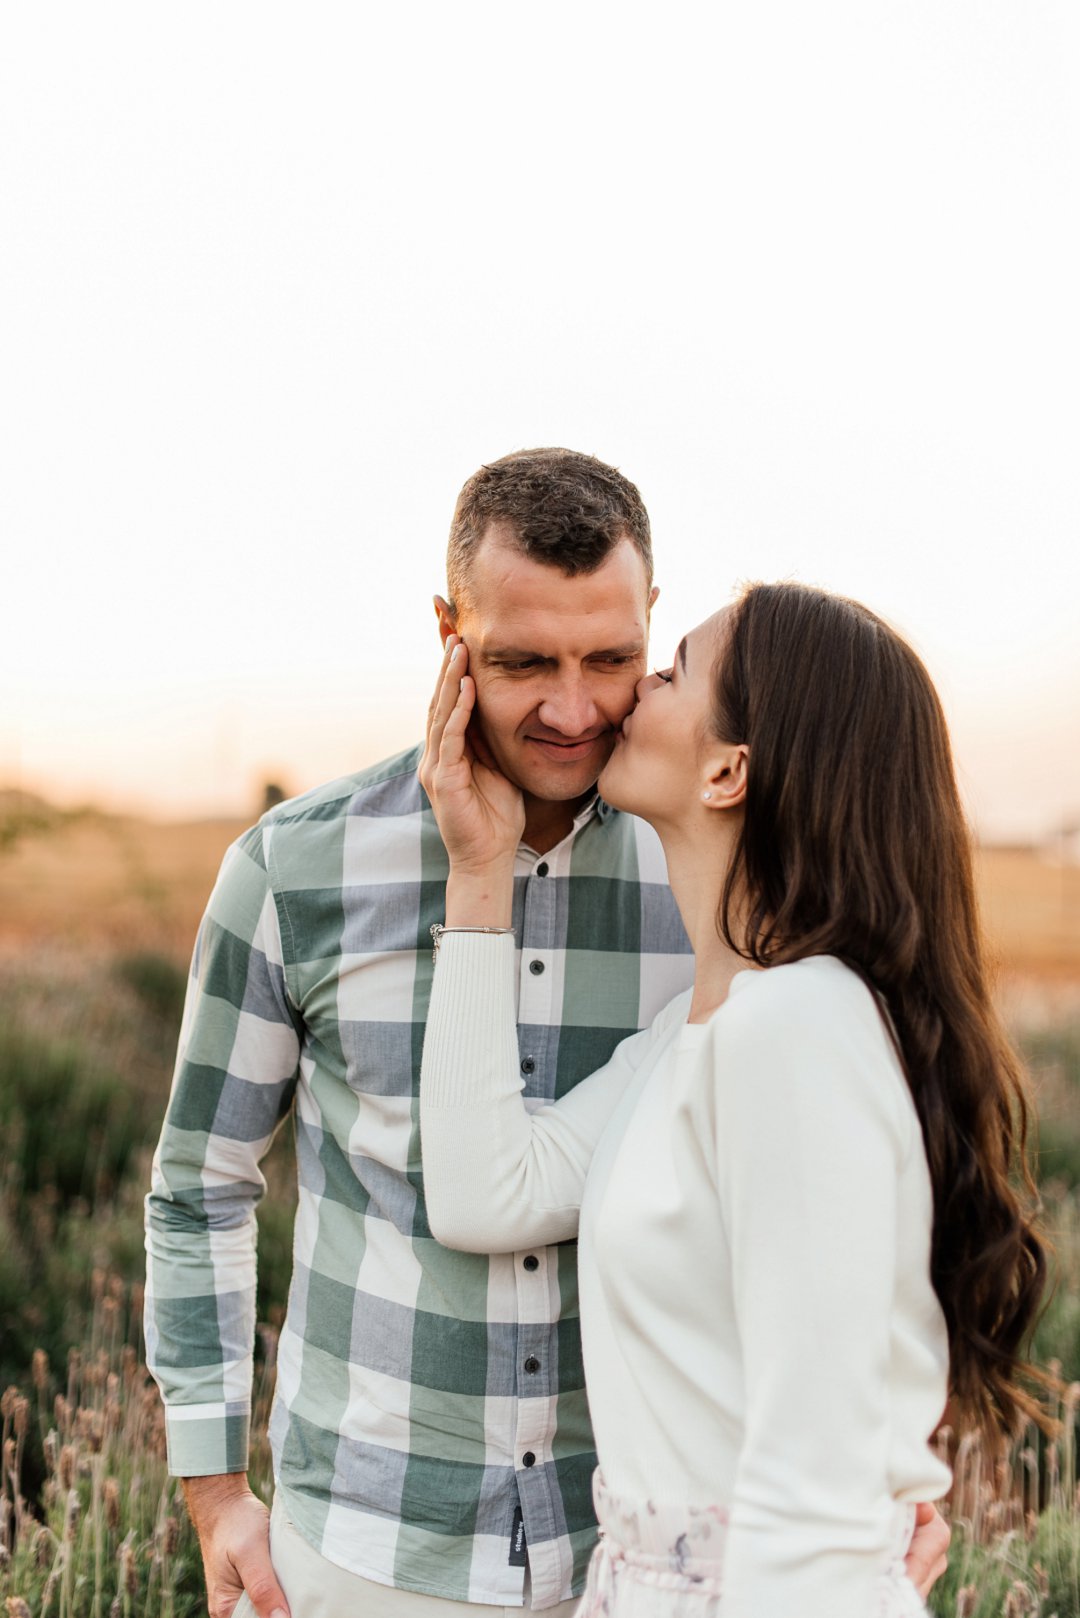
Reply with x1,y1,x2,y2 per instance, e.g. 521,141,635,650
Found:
657,824,758,1024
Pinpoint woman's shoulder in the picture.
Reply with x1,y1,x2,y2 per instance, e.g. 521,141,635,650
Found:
648,985,695,1037
699,956,912,1128
725,954,879,1025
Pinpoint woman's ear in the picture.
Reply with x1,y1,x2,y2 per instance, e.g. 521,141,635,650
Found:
702,744,748,810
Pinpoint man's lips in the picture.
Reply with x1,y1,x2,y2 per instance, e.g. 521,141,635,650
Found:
525,733,609,761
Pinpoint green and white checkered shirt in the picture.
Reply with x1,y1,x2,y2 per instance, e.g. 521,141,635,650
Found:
144,746,693,1606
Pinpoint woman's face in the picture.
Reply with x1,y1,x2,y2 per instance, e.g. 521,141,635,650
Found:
598,610,730,824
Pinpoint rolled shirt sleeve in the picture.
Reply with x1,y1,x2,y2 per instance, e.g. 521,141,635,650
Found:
144,824,301,1476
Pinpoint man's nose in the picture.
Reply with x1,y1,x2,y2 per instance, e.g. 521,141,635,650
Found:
536,675,601,736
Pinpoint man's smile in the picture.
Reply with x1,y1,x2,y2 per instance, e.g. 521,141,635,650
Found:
524,731,610,761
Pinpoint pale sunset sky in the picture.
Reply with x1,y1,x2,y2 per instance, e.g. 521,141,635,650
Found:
3,5,1078,841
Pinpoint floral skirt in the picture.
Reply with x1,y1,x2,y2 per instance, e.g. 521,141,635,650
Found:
577,1470,926,1618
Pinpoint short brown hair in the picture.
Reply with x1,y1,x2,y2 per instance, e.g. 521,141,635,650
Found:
446,447,653,613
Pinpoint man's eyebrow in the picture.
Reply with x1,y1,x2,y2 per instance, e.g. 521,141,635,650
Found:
677,637,688,673
478,646,550,662
590,641,646,658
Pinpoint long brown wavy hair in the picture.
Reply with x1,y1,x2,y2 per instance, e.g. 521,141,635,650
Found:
711,580,1048,1441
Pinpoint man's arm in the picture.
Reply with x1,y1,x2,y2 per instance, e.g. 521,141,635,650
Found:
144,825,301,1617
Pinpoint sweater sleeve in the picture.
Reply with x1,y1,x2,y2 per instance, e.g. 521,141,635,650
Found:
707,965,911,1618
420,931,687,1252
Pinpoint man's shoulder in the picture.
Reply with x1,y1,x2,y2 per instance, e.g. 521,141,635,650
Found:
260,745,425,833
245,745,428,895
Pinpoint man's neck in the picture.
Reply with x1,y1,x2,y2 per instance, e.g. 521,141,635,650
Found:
521,790,595,855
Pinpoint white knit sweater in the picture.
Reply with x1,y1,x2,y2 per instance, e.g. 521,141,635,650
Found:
420,936,951,1618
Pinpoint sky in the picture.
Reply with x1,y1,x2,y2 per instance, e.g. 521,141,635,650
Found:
3,3,1078,841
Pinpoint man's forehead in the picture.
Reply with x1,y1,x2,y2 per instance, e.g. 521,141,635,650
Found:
466,600,648,658
459,536,651,649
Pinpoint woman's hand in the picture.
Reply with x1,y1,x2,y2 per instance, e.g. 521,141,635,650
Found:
905,1501,950,1599
418,637,525,911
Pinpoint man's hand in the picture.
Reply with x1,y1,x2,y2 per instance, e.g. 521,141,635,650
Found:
905,1501,950,1599
182,1474,290,1618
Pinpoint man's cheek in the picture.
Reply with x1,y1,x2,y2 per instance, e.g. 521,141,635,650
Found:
612,681,642,724
467,696,512,761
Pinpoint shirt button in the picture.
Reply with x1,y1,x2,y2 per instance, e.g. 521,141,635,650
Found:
522,1452,536,1468
529,959,545,975
536,862,549,877
520,1056,536,1075
524,1356,540,1374
523,1255,539,1271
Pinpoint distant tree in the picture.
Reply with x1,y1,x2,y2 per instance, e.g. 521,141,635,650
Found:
261,780,289,814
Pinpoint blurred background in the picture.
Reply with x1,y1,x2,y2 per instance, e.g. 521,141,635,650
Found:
1,6,1079,1613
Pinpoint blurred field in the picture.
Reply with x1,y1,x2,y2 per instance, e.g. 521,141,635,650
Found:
2,802,1079,992
979,847,1080,979
0,804,246,962
2,800,1080,1615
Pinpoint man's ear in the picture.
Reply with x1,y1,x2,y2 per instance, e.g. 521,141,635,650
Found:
433,595,457,648
702,744,749,811
647,585,660,613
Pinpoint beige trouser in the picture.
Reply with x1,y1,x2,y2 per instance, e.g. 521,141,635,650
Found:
233,1496,583,1618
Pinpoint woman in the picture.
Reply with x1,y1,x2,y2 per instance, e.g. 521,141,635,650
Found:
417,582,1046,1618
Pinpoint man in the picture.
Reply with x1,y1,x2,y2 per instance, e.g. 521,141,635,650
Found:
145,448,948,1618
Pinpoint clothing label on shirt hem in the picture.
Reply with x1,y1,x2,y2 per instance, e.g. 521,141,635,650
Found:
509,1506,527,1566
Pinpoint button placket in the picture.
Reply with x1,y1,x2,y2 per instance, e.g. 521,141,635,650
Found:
508,833,577,1603
517,843,557,1065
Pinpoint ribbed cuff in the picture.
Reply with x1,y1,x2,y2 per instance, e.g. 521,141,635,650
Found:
423,931,518,1107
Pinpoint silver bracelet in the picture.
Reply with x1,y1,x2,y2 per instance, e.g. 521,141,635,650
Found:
430,923,515,961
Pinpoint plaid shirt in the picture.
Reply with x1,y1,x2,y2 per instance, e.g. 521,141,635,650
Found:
144,745,693,1606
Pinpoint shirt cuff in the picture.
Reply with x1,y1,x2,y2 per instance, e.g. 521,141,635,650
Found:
163,1401,251,1477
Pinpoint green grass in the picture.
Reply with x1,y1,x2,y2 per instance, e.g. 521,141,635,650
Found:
0,953,296,1393
0,1293,276,1618
0,950,1077,1615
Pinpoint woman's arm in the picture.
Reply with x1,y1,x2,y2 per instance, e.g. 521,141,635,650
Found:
417,634,688,1249
707,963,927,1618
421,930,687,1250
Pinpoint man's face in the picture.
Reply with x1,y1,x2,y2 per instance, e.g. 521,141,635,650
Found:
444,527,654,807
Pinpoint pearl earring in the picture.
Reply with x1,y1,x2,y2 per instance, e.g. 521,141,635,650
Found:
702,791,712,801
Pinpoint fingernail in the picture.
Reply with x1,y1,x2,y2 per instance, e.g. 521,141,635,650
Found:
271,1608,289,1618
450,645,462,663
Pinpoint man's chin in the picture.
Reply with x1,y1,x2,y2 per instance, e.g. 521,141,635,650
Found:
509,747,615,808
518,768,604,807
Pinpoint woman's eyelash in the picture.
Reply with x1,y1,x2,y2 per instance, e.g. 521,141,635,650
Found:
653,667,673,683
